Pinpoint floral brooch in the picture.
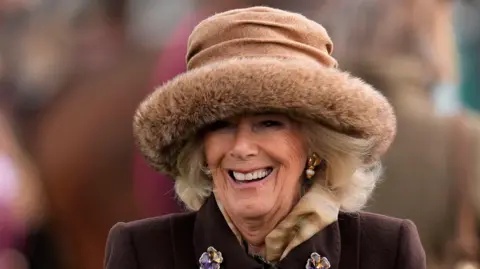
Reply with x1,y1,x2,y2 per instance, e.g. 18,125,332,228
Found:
306,252,331,269
199,246,223,269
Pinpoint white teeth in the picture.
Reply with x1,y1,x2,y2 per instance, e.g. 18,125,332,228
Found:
234,172,245,180
232,168,271,181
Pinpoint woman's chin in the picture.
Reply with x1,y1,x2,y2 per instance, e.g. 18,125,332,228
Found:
230,198,276,218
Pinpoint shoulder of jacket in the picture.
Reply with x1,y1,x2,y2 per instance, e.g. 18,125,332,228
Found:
338,211,411,239
120,211,197,244
338,211,421,268
105,211,198,268
127,210,196,229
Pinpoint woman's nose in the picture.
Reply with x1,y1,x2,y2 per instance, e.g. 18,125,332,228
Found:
229,125,259,160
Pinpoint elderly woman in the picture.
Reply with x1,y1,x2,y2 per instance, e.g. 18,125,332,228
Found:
105,6,425,269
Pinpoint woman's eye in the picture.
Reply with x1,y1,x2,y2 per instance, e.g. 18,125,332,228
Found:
260,120,283,128
209,120,233,131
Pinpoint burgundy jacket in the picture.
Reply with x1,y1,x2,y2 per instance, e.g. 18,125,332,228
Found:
104,196,426,269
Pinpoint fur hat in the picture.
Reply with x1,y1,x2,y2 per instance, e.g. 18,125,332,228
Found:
133,6,396,177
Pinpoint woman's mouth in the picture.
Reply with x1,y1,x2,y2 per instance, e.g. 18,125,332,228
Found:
228,168,273,183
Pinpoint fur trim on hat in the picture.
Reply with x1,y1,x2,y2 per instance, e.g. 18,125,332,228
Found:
133,57,396,177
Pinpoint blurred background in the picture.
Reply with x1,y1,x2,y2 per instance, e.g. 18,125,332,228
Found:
0,0,479,269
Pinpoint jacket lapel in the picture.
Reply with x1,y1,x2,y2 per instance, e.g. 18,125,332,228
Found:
276,220,341,269
194,196,262,269
193,196,344,269
337,212,360,269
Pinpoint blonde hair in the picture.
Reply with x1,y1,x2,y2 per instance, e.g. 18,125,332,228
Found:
174,117,382,212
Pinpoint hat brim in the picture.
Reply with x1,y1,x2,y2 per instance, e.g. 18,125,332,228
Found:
133,57,396,176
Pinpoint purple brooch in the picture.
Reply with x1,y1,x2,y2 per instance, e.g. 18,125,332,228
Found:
306,252,330,269
199,246,223,269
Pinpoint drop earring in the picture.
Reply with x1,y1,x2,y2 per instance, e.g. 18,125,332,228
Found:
306,152,322,179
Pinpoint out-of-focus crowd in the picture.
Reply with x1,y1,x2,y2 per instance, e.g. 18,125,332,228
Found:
1,0,480,269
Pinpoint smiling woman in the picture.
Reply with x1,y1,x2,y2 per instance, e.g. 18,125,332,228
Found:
175,113,378,213
174,113,380,258
105,6,425,269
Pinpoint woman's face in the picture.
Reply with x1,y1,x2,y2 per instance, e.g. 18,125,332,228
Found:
204,113,308,220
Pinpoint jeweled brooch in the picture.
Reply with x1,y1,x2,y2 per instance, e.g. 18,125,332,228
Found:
305,252,330,269
199,246,223,269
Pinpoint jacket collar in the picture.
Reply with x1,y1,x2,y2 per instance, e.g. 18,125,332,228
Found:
193,195,342,269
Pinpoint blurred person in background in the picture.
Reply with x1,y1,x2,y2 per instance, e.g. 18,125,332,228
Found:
454,0,480,114
0,112,42,269
0,3,46,268
312,0,480,268
453,1,480,267
0,0,169,268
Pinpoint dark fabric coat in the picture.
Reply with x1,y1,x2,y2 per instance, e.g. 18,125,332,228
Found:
104,196,426,269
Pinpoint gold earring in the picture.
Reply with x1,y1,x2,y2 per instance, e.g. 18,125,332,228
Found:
306,153,321,179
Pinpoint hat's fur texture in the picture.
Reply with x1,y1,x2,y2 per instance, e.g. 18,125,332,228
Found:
133,7,396,177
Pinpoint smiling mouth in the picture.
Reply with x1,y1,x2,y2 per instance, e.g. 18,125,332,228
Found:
227,168,273,183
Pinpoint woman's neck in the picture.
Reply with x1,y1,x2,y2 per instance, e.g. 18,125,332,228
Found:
246,241,266,257
215,194,299,256
231,208,283,247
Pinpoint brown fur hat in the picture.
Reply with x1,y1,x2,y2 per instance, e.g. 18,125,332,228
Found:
133,6,396,177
